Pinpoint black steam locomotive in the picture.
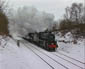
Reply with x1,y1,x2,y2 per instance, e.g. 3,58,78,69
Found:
23,32,58,51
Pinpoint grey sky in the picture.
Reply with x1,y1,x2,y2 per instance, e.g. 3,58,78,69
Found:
8,0,84,20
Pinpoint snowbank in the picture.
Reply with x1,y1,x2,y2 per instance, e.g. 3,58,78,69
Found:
55,32,85,62
0,37,51,69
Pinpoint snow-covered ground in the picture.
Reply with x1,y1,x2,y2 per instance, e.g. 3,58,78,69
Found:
0,37,51,69
55,32,85,63
0,35,85,69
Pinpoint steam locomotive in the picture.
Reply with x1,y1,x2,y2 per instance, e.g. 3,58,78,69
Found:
23,32,58,51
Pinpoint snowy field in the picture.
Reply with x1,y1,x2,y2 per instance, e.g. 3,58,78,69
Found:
0,35,85,69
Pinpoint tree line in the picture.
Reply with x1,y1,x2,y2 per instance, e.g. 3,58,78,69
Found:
0,1,85,38
58,3,85,38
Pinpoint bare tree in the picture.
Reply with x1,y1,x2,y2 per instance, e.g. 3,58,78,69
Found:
0,0,7,12
64,3,83,24
70,3,83,23
59,3,85,37
64,7,70,21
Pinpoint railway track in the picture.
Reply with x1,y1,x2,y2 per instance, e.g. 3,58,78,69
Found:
23,43,54,69
55,51,85,64
24,43,68,69
27,41,84,69
23,41,84,69
52,52,85,69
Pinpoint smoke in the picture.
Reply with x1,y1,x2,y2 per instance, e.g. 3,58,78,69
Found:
7,6,55,39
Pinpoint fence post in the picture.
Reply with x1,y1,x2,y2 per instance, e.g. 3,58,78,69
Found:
17,40,20,47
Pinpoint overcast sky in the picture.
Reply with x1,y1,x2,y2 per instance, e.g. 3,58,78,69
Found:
7,0,84,20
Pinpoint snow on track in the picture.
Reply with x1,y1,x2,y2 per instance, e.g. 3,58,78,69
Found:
57,51,85,64
53,52,85,68
20,43,52,69
24,43,67,69
23,41,84,69
0,38,52,69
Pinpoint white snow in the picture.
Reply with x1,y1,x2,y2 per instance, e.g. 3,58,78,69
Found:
55,32,85,63
0,34,85,69
0,37,51,69
25,42,84,69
